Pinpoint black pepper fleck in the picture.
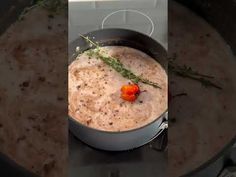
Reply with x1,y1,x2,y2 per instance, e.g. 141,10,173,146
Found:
17,135,26,143
28,116,37,120
38,77,46,82
43,160,56,174
57,97,64,101
22,81,29,87
170,117,176,123
48,14,54,18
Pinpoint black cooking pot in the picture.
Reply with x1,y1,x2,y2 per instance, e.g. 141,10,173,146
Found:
69,28,168,151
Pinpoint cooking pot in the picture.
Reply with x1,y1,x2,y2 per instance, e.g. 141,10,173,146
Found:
68,28,168,151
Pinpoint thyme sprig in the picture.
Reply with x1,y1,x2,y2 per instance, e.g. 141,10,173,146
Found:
80,35,162,89
169,61,222,90
19,0,66,20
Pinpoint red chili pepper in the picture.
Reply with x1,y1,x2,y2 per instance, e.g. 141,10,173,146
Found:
121,84,140,102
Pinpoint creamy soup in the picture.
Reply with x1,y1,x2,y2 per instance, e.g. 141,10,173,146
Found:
69,46,167,131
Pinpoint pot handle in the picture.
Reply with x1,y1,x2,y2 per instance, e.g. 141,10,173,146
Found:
148,117,168,141
149,124,168,151
101,9,155,37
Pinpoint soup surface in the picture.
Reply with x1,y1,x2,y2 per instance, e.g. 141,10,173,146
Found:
69,46,167,131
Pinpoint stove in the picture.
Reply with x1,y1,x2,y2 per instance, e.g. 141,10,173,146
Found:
68,0,167,49
69,130,167,177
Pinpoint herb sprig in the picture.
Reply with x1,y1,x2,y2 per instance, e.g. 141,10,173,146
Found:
169,61,222,90
19,0,66,20
80,35,162,89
